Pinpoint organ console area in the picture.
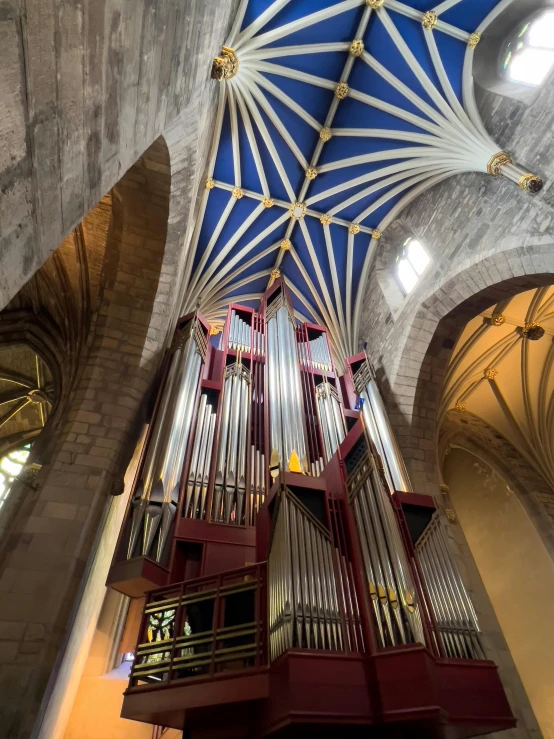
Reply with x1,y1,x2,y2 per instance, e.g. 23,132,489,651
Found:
107,279,515,739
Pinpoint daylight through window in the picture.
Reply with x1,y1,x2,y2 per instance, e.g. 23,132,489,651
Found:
501,10,554,86
0,445,31,508
396,238,430,295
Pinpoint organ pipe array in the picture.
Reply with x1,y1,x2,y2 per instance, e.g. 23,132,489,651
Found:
351,357,411,494
127,318,207,562
114,284,484,673
415,512,484,659
346,446,425,648
265,290,309,475
114,283,514,739
268,487,343,661
212,358,251,525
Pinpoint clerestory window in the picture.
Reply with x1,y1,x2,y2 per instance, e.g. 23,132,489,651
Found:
396,238,430,295
500,10,554,87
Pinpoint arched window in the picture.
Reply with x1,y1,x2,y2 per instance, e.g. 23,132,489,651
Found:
500,10,554,86
0,444,31,508
396,237,430,295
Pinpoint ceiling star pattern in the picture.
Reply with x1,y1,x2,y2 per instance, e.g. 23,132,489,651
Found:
182,0,535,363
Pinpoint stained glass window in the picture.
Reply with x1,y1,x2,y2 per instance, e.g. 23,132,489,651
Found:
501,11,554,86
396,238,430,295
0,445,31,509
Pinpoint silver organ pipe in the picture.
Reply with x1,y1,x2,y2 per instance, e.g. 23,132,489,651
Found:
227,310,264,355
415,512,484,659
266,295,308,473
268,488,343,661
353,358,411,494
128,320,205,561
212,357,251,525
316,381,346,463
184,395,217,521
347,451,425,649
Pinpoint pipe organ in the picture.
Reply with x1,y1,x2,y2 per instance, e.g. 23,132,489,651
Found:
109,280,514,739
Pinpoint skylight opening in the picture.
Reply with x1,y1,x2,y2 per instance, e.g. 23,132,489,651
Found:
502,10,554,87
396,238,430,295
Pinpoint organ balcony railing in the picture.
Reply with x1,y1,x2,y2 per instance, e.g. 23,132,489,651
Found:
129,564,266,689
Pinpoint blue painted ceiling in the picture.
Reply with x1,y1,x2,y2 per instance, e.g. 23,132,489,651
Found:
183,0,506,359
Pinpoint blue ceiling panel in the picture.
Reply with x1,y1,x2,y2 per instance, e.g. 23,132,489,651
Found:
440,0,502,33
260,70,333,125
189,0,506,348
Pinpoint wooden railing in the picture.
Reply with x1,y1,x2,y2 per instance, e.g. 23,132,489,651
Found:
129,564,266,689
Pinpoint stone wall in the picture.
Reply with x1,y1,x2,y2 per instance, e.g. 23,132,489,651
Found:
0,0,237,310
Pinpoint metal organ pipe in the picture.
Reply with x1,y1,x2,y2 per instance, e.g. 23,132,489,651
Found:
127,321,205,562
347,451,425,649
266,297,308,473
268,488,343,661
212,357,251,525
416,513,484,659
316,381,345,463
353,359,411,494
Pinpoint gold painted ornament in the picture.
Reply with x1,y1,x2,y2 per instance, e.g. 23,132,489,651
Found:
232,187,244,199
468,32,481,48
320,214,332,226
320,127,332,142
422,11,438,30
487,151,512,176
522,322,545,340
289,201,307,219
372,229,382,240
262,196,274,208
483,368,498,380
454,401,466,413
305,167,317,180
335,82,349,100
490,313,505,326
288,450,302,473
280,239,291,251
350,39,364,57
349,223,360,235
366,0,384,7
518,173,543,193
270,269,281,280
211,47,239,81
205,178,215,190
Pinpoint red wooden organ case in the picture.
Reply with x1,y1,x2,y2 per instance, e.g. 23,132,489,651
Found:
107,280,515,739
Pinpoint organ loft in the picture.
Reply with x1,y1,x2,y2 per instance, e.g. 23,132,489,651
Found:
108,279,511,737
1,1,554,739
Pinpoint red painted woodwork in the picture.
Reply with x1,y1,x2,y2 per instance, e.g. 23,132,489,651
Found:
107,556,169,598
111,312,515,739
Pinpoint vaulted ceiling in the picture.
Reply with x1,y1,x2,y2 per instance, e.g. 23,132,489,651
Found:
441,286,554,490
181,0,533,361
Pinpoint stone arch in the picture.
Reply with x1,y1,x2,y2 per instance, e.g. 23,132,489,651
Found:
373,243,554,496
